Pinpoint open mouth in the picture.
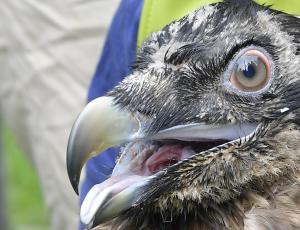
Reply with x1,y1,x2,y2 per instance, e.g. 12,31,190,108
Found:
112,139,229,177
66,96,259,228
80,122,258,227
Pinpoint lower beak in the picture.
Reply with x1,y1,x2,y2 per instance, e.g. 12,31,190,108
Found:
67,96,259,227
66,96,139,194
67,96,258,194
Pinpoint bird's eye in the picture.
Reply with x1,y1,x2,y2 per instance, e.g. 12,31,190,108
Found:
230,50,271,92
223,47,274,95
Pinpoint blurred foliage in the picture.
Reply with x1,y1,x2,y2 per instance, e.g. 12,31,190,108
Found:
3,128,50,230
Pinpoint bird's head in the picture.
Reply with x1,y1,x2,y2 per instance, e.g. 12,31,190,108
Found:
67,0,300,229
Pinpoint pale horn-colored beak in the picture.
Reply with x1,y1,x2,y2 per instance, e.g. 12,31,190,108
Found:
67,96,139,194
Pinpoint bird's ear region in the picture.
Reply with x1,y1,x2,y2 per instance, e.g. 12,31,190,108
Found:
278,14,300,55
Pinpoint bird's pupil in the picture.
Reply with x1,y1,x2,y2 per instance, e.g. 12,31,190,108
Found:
243,65,256,78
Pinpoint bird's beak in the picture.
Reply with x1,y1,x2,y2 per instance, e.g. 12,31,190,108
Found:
66,96,139,194
67,96,260,227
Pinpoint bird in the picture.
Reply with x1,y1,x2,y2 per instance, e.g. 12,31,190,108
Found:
66,0,300,229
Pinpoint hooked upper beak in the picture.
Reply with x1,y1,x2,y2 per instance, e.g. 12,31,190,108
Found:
67,96,259,227
66,96,139,194
67,96,258,196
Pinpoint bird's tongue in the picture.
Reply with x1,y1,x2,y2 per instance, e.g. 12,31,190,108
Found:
144,144,192,174
80,144,191,227
80,174,148,226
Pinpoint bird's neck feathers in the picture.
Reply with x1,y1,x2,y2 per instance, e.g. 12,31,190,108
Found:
94,184,300,230
94,123,300,230
91,2,300,229
94,181,300,230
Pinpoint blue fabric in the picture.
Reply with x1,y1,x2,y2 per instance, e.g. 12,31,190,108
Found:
79,0,143,227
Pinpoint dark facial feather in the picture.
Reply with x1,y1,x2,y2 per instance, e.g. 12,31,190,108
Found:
100,0,300,229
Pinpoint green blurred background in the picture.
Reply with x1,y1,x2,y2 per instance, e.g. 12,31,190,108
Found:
3,127,50,230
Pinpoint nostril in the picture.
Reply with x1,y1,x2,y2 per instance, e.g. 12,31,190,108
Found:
137,108,152,116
